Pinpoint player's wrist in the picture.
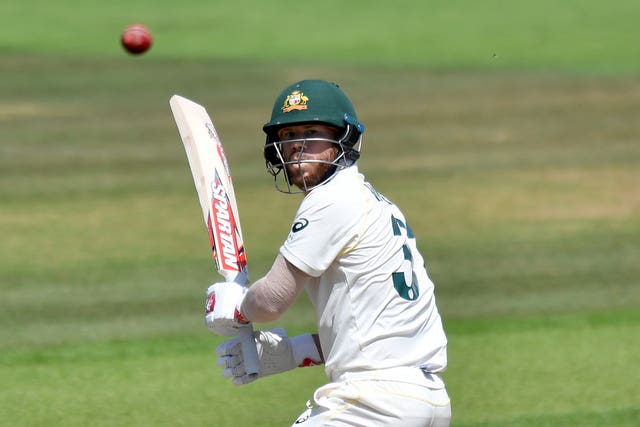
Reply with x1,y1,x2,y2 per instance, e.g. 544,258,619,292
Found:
233,305,250,324
290,333,322,367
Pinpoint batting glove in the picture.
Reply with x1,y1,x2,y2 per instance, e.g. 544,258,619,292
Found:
204,282,251,336
216,328,322,386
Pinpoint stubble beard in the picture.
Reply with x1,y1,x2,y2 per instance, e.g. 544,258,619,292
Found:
286,160,335,190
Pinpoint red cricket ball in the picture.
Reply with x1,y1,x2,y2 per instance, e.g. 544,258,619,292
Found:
121,24,152,55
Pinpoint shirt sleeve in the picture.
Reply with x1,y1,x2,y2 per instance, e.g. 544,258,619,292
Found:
280,184,364,277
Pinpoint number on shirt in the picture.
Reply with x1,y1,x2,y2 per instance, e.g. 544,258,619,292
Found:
365,183,420,301
391,215,420,301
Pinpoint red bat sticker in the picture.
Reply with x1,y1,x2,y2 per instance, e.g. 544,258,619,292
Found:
206,171,247,273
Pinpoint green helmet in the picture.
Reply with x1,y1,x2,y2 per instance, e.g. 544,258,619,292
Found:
263,80,365,193
263,79,364,148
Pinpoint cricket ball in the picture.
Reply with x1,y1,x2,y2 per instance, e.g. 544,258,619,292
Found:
121,24,152,55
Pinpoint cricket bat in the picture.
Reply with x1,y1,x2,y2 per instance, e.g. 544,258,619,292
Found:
169,94,259,378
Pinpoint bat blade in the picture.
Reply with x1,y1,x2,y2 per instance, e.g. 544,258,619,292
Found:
169,95,248,282
170,94,258,377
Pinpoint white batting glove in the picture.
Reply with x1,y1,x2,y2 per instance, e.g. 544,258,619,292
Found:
204,282,251,336
216,328,322,386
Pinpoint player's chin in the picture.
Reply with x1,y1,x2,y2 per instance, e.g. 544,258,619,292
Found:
287,168,315,190
289,174,309,190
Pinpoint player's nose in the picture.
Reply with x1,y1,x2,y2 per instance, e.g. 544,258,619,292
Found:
288,138,306,153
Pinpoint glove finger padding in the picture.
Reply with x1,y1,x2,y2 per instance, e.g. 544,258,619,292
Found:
216,336,244,379
220,364,246,379
216,337,241,360
215,328,297,386
217,352,242,370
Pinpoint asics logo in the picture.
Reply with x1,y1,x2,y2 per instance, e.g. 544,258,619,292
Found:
292,218,309,233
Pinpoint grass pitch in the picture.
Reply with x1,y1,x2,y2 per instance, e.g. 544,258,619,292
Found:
1,1,639,426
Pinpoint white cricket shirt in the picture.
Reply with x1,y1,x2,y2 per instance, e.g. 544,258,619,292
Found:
280,165,448,383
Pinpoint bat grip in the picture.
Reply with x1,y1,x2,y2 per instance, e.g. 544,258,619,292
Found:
238,324,260,378
226,271,258,378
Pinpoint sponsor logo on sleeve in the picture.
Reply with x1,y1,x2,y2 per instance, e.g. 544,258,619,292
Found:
292,218,309,233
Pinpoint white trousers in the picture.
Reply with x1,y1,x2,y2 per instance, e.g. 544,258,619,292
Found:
291,368,451,427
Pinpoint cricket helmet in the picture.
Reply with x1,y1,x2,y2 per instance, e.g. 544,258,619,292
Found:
263,80,365,193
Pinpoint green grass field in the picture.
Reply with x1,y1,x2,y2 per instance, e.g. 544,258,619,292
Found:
1,1,639,426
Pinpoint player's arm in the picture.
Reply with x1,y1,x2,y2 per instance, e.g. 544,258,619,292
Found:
239,253,310,322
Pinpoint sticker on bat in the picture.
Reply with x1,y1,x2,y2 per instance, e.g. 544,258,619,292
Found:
206,171,247,273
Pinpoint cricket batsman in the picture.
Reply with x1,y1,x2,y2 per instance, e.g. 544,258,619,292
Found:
205,80,451,426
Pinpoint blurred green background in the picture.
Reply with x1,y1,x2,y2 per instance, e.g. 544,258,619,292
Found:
1,1,639,426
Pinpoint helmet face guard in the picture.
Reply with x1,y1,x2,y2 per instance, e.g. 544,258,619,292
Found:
264,126,363,193
263,80,364,193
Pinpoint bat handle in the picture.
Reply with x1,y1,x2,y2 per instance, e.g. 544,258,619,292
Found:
238,324,260,378
226,270,258,378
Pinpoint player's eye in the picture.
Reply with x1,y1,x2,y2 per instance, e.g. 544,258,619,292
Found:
278,130,296,141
